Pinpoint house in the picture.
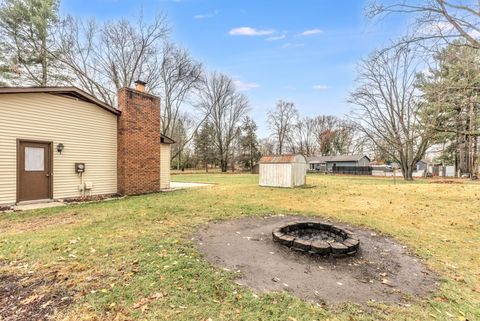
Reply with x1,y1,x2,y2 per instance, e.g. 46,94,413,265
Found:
416,159,429,172
306,154,371,172
259,154,307,188
0,82,174,206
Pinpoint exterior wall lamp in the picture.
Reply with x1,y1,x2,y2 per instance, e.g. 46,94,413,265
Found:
56,143,65,154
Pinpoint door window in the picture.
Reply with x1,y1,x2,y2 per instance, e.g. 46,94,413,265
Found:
25,147,45,171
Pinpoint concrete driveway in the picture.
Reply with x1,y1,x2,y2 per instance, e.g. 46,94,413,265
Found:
170,182,212,189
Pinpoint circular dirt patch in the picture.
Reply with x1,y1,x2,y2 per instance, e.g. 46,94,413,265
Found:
194,215,437,304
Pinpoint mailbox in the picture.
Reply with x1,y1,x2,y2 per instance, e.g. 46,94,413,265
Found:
75,163,85,173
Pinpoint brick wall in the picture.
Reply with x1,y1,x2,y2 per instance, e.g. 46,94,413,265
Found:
117,87,161,195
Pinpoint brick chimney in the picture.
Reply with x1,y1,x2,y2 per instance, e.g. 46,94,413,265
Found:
117,81,161,195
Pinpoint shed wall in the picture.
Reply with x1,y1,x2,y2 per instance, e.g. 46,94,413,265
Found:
0,93,117,205
259,163,293,188
291,163,307,186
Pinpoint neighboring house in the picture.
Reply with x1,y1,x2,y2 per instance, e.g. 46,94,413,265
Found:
0,83,174,206
416,159,429,172
306,155,371,171
259,154,307,188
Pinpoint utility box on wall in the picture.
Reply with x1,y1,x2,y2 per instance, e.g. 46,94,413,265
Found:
259,154,307,188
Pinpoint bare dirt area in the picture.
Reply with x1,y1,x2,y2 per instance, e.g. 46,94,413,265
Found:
194,215,437,305
0,264,73,320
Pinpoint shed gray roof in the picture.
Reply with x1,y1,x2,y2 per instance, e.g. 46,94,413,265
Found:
306,154,370,163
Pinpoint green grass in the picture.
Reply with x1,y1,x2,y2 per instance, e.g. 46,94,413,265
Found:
0,174,479,320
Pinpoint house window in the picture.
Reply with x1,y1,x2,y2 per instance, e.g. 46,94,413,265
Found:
25,147,44,171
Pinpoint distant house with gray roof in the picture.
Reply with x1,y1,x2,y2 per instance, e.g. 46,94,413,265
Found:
306,154,371,172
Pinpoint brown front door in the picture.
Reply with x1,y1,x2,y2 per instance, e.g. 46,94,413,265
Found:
17,141,52,202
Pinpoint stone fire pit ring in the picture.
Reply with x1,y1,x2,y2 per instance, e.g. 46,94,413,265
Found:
272,221,360,257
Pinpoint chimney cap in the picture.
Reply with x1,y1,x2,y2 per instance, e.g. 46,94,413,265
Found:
134,80,147,86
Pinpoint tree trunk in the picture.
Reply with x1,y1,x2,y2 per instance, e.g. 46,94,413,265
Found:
220,159,227,172
249,142,253,170
403,170,414,181
41,38,48,86
402,164,414,181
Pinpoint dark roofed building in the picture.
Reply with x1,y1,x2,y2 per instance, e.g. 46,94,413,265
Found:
306,154,371,171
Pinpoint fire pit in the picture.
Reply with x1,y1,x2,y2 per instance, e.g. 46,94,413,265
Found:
272,222,360,257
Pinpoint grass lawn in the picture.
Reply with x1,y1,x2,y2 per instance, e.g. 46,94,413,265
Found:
0,174,479,320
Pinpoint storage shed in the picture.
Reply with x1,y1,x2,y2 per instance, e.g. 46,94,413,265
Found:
259,154,307,188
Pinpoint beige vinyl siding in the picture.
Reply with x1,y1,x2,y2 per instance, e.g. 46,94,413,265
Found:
0,93,117,205
160,144,171,189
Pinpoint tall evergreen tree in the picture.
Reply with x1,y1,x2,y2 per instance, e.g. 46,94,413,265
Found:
0,0,61,85
194,122,217,172
238,116,260,169
419,42,480,175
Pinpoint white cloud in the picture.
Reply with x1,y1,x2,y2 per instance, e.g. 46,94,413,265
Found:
312,85,329,91
234,80,260,91
281,42,304,49
194,10,220,19
300,29,323,36
266,34,286,41
229,27,274,36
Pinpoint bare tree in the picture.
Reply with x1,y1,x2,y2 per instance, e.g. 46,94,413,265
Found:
331,119,357,155
159,42,203,136
267,100,298,154
55,14,169,105
313,115,339,156
197,72,250,172
158,42,205,161
349,44,436,180
170,112,195,170
367,0,480,49
289,117,318,156
258,137,275,156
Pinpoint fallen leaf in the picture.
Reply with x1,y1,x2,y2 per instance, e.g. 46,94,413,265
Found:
41,300,52,309
453,276,465,282
21,294,39,305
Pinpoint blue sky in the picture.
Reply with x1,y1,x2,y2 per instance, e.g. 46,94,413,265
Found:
61,0,409,137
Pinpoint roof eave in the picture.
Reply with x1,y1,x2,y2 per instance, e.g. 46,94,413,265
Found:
161,134,175,144
0,86,120,116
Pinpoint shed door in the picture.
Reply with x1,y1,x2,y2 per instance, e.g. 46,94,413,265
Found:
18,141,52,202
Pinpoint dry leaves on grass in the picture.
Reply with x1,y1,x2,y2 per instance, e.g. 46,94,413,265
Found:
132,292,165,313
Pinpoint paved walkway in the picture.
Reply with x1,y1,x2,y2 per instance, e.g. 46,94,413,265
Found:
170,182,213,189
13,201,66,211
